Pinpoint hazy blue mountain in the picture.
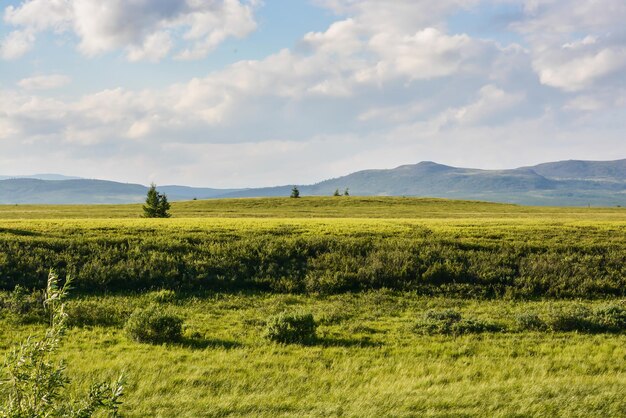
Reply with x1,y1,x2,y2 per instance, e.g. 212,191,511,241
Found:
0,179,241,204
0,179,148,204
159,185,243,200
525,159,626,182
1,159,625,206
0,174,83,181
219,160,626,206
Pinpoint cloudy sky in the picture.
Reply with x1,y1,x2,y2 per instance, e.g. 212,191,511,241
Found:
1,0,625,187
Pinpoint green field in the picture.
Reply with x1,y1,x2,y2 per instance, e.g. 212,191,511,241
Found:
1,196,625,219
1,197,625,416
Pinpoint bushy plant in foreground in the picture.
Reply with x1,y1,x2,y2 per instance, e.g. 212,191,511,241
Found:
0,270,124,417
413,309,503,335
264,311,317,344
125,305,183,344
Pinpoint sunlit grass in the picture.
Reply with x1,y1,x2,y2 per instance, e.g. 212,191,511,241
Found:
2,292,625,417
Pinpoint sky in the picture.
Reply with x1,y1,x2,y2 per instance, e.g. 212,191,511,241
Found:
1,0,625,187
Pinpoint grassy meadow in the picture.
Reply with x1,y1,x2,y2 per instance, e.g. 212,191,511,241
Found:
1,197,625,416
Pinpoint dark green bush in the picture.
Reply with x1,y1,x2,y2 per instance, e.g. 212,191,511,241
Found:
534,304,626,333
589,304,626,333
0,286,46,324
264,311,317,344
515,312,546,331
125,305,183,344
545,305,595,332
414,309,503,335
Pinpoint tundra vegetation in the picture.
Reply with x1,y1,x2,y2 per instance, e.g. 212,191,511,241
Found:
1,197,625,417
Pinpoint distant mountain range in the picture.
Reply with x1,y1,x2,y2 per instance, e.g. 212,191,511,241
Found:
0,174,83,181
1,159,625,206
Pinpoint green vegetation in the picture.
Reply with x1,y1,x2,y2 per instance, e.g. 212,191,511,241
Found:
1,271,123,417
1,292,625,417
142,184,171,218
125,305,183,344
264,311,317,344
0,210,624,297
1,197,625,416
0,196,625,219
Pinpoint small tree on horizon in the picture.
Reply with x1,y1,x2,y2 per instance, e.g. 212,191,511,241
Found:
290,186,300,199
344,188,350,196
143,183,171,218
333,189,341,197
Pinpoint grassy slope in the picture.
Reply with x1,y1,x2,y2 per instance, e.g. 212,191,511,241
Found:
1,197,625,416
0,196,625,219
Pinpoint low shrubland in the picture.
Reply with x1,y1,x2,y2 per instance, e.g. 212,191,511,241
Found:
0,217,624,298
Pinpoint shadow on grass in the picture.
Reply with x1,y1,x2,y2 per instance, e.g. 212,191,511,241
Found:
179,336,243,350
314,337,382,348
285,337,381,348
0,228,41,237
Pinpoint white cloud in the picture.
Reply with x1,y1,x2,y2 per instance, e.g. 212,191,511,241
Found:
0,30,35,59
1,0,258,61
513,0,626,93
315,0,481,33
18,74,71,90
126,32,173,62
451,84,525,125
361,28,495,82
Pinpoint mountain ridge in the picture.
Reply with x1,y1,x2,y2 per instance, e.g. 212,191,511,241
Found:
1,159,625,206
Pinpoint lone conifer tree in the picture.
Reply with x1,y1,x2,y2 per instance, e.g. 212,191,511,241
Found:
143,183,171,218
333,189,341,197
344,188,350,196
290,186,300,199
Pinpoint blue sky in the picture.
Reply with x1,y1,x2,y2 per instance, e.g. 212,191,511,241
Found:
1,0,625,187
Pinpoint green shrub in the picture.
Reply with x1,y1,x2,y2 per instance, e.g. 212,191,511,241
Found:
515,312,546,331
414,309,503,335
125,305,183,344
0,285,46,324
453,318,504,334
539,304,626,333
148,289,177,304
545,305,594,332
590,304,626,333
413,309,461,335
65,300,132,327
264,311,317,344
